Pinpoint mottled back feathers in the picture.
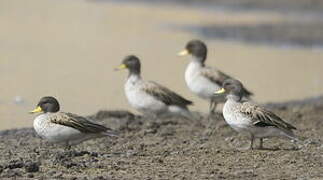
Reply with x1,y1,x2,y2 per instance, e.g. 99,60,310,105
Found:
239,102,296,131
49,112,115,134
142,81,193,108
201,67,253,98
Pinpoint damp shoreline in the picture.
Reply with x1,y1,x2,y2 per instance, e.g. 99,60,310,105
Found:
0,96,322,179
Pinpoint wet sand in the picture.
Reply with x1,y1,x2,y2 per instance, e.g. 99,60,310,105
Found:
1,0,323,130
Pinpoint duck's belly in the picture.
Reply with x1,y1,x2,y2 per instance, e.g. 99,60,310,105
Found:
34,115,85,144
223,108,251,133
223,109,286,138
125,87,166,114
185,74,221,100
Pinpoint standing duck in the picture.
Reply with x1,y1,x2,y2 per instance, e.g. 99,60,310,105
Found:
215,79,297,149
178,40,252,114
115,55,193,118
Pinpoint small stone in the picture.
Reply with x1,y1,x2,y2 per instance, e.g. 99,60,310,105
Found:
65,162,77,169
126,150,137,157
91,152,99,157
54,172,63,178
25,162,39,173
144,129,157,135
7,160,24,169
27,173,34,178
47,170,57,176
157,158,164,163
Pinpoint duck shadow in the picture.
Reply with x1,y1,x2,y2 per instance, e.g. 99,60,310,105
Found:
256,146,300,151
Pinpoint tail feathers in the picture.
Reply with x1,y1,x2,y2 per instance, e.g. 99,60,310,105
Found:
102,129,119,137
179,109,194,120
168,105,193,119
282,130,299,141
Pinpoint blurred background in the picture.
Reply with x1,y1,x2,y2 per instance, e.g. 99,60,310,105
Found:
1,0,323,130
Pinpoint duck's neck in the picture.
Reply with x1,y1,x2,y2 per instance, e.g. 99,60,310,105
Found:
127,73,142,83
227,94,242,102
224,97,241,113
127,66,141,77
190,56,206,67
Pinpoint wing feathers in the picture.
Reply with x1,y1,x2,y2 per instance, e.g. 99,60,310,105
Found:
201,67,253,98
50,112,117,135
143,81,193,107
240,102,296,131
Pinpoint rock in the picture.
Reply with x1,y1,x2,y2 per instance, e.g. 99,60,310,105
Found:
6,160,24,169
24,162,39,173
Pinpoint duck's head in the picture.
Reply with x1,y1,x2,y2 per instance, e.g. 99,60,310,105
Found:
214,79,244,101
30,96,60,114
178,39,207,63
115,55,141,75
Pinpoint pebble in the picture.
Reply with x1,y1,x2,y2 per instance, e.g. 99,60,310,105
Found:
24,162,39,173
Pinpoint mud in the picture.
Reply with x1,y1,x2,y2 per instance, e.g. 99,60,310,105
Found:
0,97,322,179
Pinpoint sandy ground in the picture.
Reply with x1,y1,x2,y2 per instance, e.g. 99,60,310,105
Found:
1,0,322,179
0,97,322,179
0,0,323,131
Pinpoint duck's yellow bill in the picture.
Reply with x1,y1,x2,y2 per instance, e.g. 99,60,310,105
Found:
177,49,189,56
29,106,43,114
214,88,226,94
114,64,127,71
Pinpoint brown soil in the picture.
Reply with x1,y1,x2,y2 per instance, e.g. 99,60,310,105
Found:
0,97,322,179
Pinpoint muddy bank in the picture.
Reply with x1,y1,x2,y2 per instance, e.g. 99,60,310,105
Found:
0,97,322,179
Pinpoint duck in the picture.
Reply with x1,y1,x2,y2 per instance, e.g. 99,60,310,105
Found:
178,39,253,114
214,79,297,149
115,55,193,118
30,96,117,150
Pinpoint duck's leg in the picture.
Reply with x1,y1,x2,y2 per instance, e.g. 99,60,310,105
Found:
209,100,217,115
207,100,217,121
209,100,213,114
64,142,71,151
249,134,255,150
207,101,215,124
204,101,215,135
259,138,264,149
